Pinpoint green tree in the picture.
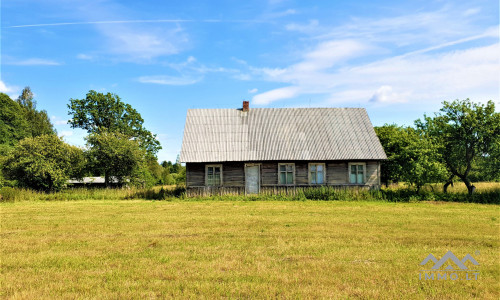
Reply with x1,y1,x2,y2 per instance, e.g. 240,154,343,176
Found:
85,130,146,187
3,135,85,191
0,93,30,145
416,99,500,194
375,124,447,191
374,125,404,186
16,87,56,137
68,90,161,158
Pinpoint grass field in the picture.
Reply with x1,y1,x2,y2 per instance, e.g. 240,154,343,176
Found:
1,200,499,299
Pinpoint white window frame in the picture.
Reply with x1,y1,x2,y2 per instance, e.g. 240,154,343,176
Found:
278,163,295,185
205,164,223,186
348,162,366,184
308,163,326,185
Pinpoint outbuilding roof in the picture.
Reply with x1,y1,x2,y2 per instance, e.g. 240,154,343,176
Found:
180,107,387,162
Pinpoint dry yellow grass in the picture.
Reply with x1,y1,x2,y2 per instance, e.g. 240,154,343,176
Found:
1,200,499,299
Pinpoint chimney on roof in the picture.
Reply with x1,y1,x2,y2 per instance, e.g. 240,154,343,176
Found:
242,101,249,112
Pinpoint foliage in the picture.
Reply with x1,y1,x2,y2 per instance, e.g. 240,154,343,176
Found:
0,93,30,145
3,135,85,191
16,87,56,138
159,159,185,185
68,90,161,157
416,99,500,194
375,124,447,191
85,130,147,187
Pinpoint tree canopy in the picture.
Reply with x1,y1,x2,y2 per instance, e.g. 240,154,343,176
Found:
3,135,85,191
85,130,147,187
0,93,30,145
68,90,161,157
16,87,56,138
416,99,500,194
375,124,447,191
1,89,56,146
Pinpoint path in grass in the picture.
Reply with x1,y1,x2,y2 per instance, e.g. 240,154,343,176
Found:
1,200,498,299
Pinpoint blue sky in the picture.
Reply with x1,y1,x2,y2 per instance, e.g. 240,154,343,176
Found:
1,0,499,163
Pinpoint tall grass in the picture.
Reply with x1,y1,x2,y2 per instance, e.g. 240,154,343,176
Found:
0,186,184,202
1,182,499,204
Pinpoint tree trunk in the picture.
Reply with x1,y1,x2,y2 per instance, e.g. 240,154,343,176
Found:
443,175,455,193
462,177,476,195
105,172,110,188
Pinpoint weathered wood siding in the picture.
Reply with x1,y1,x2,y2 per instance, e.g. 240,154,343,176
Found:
224,162,245,187
186,163,205,186
186,160,381,193
366,161,380,186
327,162,347,184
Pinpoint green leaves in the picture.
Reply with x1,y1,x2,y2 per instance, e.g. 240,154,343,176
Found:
85,130,146,186
375,124,447,191
417,99,500,193
68,90,161,157
3,135,85,191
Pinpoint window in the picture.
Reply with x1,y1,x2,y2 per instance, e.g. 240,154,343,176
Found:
349,163,365,184
278,163,294,185
309,163,325,184
206,164,222,186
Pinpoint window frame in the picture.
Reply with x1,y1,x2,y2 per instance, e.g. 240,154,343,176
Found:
348,162,366,184
205,164,223,186
278,163,295,185
308,163,326,185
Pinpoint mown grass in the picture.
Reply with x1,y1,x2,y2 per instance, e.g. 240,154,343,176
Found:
1,200,498,299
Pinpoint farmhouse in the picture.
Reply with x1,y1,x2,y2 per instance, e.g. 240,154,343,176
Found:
180,101,387,196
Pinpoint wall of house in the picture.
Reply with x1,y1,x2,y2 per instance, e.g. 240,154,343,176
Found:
187,160,381,188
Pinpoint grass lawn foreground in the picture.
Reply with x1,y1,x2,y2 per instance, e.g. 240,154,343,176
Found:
1,200,499,298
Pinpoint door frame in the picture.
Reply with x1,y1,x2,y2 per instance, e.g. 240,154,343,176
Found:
244,163,261,194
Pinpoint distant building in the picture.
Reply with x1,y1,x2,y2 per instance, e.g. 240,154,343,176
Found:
180,101,387,196
67,177,124,188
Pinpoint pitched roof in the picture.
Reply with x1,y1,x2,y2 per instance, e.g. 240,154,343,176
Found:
180,107,387,162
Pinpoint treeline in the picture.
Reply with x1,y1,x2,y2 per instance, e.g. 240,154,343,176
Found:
375,99,500,194
0,88,184,191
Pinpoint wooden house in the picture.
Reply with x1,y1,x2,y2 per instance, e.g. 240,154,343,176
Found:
180,101,387,196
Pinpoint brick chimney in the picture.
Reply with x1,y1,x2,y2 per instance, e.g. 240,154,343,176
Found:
242,101,249,112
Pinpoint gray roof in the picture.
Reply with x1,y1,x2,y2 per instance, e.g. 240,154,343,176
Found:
180,107,387,162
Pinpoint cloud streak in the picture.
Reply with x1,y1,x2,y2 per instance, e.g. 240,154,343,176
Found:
5,19,270,29
251,7,499,106
3,58,61,66
137,75,201,86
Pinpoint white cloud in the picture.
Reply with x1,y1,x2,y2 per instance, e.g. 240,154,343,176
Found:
264,8,297,19
369,86,408,103
59,131,74,137
253,86,300,105
248,7,499,107
59,128,88,147
51,116,69,125
4,58,61,66
285,19,319,33
76,53,93,60
0,80,16,94
463,8,481,16
0,80,20,99
137,75,201,85
100,25,187,61
248,88,258,94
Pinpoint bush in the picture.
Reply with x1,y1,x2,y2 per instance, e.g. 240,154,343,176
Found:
0,187,17,202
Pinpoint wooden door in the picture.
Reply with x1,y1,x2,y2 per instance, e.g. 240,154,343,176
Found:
245,165,260,194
